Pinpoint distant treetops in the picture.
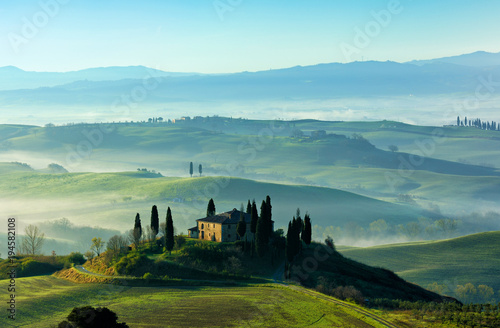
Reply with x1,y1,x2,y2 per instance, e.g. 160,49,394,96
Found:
189,161,202,177
457,116,499,131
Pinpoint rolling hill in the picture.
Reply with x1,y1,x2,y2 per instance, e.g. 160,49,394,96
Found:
0,166,425,234
1,121,499,215
340,231,500,297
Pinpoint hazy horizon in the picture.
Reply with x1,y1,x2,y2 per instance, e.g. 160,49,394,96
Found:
2,1,500,73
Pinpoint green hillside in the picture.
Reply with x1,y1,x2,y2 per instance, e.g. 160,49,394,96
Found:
290,243,445,303
0,167,424,236
1,120,499,215
340,231,500,299
0,276,392,327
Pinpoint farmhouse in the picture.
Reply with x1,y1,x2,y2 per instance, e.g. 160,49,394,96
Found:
188,208,256,242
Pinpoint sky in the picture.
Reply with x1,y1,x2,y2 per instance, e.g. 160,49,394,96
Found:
1,0,499,73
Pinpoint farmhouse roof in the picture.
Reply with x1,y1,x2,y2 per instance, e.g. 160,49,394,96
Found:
196,208,251,225
188,226,199,232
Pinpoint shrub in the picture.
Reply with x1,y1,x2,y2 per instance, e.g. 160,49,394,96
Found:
175,235,186,249
66,252,86,265
114,252,152,276
57,306,129,327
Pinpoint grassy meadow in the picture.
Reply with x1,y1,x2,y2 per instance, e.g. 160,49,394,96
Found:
0,276,389,328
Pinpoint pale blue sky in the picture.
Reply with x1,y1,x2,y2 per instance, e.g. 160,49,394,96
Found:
1,0,499,73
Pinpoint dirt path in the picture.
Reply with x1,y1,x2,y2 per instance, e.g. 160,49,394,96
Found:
284,284,401,328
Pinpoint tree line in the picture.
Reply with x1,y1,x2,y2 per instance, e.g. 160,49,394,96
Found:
130,205,175,254
284,208,312,278
457,116,499,131
373,298,500,327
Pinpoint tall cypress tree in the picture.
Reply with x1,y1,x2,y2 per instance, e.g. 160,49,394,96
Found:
189,162,193,177
265,195,273,235
165,207,174,254
246,200,252,214
250,200,258,237
260,200,269,243
207,198,216,217
286,220,293,263
133,213,142,249
255,213,268,257
237,208,247,242
302,213,312,246
151,205,159,237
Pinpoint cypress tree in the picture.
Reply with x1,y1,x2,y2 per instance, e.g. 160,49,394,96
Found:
207,198,216,217
134,213,142,235
302,213,312,246
165,207,174,254
265,195,273,235
246,200,252,214
255,211,268,257
198,164,202,177
237,209,247,242
133,213,142,249
260,200,269,243
189,162,193,177
286,220,294,263
151,205,159,237
250,200,258,236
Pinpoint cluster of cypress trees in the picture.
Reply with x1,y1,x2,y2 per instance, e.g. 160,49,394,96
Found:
131,205,174,254
255,196,273,257
286,209,312,264
206,197,312,264
457,116,499,131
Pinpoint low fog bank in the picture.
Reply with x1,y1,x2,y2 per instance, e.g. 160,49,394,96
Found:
2,94,500,127
0,218,121,256
313,211,500,247
2,211,498,256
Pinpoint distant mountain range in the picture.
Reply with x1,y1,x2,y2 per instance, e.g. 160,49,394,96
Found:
0,51,499,105
0,65,202,91
407,51,500,67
